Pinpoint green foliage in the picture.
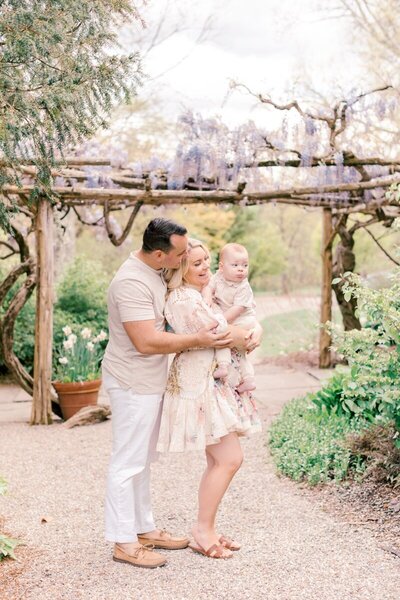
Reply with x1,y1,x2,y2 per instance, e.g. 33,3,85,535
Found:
225,206,286,289
0,534,21,561
328,271,400,430
170,205,236,267
269,396,367,485
0,0,143,229
0,477,21,561
0,257,109,374
56,257,108,325
11,292,36,369
311,371,350,416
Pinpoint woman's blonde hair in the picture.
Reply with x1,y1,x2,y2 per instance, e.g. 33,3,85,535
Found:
164,238,210,292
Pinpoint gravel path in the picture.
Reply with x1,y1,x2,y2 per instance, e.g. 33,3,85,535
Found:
1,365,399,600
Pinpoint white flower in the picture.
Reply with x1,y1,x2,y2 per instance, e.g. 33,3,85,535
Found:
81,327,92,339
58,357,68,365
63,339,74,350
86,342,94,352
62,326,72,336
68,333,77,344
93,330,108,343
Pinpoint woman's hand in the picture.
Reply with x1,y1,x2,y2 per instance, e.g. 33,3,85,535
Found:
245,322,263,353
228,322,263,352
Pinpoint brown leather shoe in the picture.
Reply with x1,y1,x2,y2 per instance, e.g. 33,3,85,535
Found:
137,529,190,550
113,544,167,569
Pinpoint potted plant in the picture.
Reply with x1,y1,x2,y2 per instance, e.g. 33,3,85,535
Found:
52,326,107,420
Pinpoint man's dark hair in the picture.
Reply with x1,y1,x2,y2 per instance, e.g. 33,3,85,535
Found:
142,218,187,253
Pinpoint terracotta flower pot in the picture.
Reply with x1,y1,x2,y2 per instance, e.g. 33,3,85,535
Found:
52,379,102,420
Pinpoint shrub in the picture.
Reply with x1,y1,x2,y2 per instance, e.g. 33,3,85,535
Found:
328,271,400,431
269,396,367,485
56,257,109,325
0,477,21,561
0,258,109,375
311,371,349,416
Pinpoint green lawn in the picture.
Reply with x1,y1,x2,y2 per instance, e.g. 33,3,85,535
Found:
259,308,341,357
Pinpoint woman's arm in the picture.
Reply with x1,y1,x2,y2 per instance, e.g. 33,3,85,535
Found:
123,320,232,354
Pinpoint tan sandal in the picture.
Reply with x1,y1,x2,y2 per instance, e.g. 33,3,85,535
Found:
219,535,241,551
188,542,233,559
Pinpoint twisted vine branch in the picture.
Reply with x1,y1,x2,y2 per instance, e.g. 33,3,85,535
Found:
104,199,143,246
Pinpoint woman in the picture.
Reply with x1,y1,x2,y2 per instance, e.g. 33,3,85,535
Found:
157,239,261,559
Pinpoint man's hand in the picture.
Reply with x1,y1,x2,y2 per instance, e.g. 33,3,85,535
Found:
197,323,233,348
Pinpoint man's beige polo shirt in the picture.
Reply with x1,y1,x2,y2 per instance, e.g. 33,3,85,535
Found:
102,253,168,394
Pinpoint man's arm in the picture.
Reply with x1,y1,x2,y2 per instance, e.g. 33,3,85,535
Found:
123,320,232,355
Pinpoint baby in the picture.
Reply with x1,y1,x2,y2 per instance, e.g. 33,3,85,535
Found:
205,242,258,393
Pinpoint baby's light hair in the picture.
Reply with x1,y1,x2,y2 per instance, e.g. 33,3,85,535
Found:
219,243,248,261
164,238,210,292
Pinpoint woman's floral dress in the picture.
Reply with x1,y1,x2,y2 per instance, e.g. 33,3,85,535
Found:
156,286,262,452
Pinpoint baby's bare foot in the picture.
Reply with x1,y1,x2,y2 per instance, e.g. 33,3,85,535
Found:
213,364,229,380
237,377,256,393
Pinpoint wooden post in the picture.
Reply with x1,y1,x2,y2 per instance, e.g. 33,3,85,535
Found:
319,208,333,368
31,198,54,424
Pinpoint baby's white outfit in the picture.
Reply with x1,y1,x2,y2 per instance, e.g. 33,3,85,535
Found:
209,271,257,383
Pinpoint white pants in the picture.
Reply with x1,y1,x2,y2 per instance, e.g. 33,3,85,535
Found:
104,374,163,543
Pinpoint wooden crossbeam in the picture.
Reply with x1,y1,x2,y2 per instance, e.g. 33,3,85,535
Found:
3,175,399,210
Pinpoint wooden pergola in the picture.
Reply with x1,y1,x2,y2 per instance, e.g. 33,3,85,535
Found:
2,154,400,424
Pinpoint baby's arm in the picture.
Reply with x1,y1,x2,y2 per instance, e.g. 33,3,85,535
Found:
224,280,255,324
223,305,246,323
201,284,213,307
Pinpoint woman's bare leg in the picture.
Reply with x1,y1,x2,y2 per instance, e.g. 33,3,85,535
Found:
192,432,243,557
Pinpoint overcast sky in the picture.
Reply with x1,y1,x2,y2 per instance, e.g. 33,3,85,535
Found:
130,0,363,127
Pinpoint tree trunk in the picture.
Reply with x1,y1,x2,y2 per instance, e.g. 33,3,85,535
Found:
31,198,55,425
332,217,361,331
319,208,333,368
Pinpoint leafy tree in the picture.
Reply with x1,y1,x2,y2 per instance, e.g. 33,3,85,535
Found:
0,0,143,229
225,206,286,289
171,205,235,257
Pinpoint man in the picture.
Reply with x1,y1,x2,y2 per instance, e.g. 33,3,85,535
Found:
102,218,260,569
